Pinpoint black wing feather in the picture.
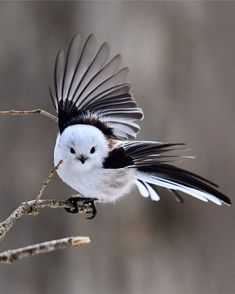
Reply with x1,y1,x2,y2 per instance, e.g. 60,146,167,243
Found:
50,34,143,138
137,164,231,205
103,141,231,205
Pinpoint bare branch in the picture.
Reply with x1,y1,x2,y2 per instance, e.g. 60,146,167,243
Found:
0,109,57,122
0,199,93,241
0,109,92,261
0,236,90,263
35,160,63,202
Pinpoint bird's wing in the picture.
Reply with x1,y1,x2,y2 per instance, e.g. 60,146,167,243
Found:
103,141,231,205
49,34,143,139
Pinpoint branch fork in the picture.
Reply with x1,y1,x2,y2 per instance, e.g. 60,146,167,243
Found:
0,108,93,263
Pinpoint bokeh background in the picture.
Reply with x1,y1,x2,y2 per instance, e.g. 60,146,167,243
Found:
0,1,234,294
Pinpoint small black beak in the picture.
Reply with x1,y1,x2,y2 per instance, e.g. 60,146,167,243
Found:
79,155,87,164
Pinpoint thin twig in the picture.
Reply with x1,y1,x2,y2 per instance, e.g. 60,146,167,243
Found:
0,109,57,122
0,236,90,263
35,160,63,202
0,108,92,261
0,199,92,241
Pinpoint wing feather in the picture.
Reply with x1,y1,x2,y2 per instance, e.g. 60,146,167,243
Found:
103,141,231,205
51,34,143,138
81,84,132,110
144,182,161,201
62,34,82,102
136,180,149,198
54,50,65,104
74,55,123,108
67,34,97,102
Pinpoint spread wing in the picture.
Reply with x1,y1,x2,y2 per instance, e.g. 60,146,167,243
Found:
103,141,231,206
49,34,143,139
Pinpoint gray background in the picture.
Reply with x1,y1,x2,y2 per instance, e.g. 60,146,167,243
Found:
0,1,234,294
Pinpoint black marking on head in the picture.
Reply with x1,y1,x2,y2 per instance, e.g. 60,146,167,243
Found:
103,147,133,169
58,105,115,139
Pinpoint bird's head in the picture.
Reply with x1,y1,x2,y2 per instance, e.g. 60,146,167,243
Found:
54,124,109,172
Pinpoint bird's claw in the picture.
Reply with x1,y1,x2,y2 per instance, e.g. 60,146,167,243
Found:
85,200,97,219
65,197,98,219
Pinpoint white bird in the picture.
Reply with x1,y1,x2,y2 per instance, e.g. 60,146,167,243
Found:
50,34,231,218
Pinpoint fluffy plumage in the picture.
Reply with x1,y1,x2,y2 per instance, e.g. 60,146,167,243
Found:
51,34,231,206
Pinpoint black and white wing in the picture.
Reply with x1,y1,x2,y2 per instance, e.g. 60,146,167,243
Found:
49,34,143,139
103,141,231,205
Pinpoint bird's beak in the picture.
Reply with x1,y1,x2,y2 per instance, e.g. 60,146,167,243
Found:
79,155,87,164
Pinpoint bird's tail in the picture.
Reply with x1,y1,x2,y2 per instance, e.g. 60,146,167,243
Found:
135,164,231,205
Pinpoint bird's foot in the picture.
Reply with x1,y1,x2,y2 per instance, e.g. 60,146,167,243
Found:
65,197,98,219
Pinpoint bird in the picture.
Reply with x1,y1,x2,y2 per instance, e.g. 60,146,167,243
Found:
50,34,231,219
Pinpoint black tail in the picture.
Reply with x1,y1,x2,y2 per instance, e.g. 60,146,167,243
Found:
136,164,231,205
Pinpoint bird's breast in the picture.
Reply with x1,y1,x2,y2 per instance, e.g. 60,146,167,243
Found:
55,159,135,202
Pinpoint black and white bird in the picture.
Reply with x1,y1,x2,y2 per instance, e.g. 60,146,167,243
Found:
50,34,231,218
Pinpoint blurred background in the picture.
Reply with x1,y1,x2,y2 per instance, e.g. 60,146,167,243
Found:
0,1,234,294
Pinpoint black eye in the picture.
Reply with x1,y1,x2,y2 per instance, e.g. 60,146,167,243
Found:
90,146,96,154
70,147,75,154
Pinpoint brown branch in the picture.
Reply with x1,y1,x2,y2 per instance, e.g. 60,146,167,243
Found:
0,236,90,263
0,109,57,122
0,199,93,242
0,109,92,262
35,160,63,202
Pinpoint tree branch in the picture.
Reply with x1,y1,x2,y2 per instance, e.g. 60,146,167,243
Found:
35,160,63,202
0,109,57,122
0,108,93,262
0,236,90,263
0,199,93,242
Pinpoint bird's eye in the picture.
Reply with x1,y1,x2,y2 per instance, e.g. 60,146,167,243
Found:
90,146,96,154
70,147,75,154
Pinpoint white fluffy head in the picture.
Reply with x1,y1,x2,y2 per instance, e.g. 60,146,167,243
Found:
54,124,109,172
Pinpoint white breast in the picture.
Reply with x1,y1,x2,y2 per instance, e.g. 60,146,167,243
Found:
55,159,135,202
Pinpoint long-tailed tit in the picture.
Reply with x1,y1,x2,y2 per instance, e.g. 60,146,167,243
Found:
50,34,231,218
